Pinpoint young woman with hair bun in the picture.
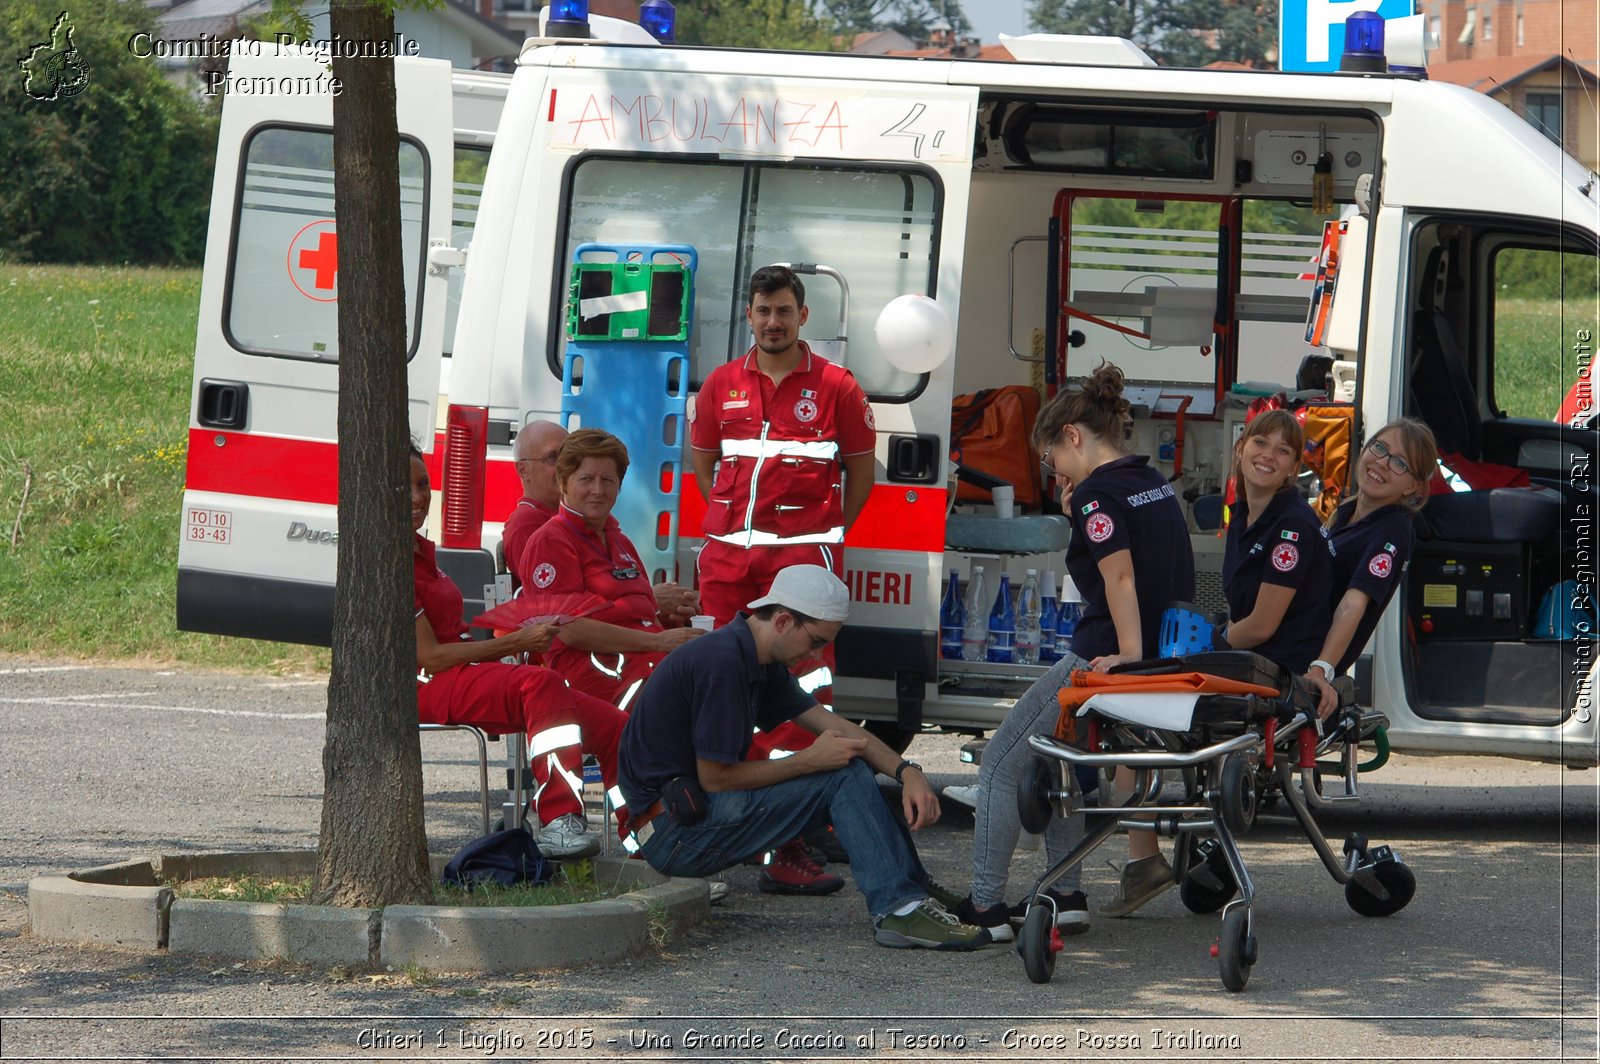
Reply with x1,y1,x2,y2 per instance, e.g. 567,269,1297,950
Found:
950,361,1196,940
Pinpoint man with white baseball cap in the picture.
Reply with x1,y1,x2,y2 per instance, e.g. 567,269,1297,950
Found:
616,565,990,950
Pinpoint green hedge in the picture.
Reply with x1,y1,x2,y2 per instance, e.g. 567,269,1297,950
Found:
2,1,218,265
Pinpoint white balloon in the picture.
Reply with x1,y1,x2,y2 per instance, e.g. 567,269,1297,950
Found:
874,294,954,374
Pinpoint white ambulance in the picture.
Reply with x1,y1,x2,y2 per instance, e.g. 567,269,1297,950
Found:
178,13,1599,767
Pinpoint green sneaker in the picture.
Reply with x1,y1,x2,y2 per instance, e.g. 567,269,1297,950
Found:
924,877,967,912
1098,853,1175,918
874,901,992,951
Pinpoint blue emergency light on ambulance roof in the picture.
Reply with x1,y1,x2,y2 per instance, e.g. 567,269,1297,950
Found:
1338,10,1388,73
638,0,676,43
545,0,591,38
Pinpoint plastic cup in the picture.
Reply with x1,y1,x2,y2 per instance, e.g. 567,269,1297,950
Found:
690,615,715,632
992,484,1015,519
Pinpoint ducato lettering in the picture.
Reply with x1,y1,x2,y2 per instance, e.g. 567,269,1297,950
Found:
286,522,338,544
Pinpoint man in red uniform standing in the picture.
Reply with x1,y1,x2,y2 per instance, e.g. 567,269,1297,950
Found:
689,264,877,892
501,420,567,585
690,265,876,627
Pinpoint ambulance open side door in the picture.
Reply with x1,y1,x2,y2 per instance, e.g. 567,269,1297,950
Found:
177,47,457,646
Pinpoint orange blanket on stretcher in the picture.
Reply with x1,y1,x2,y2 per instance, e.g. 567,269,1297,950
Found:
1054,670,1281,743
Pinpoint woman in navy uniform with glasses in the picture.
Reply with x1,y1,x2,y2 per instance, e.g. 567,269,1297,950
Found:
1302,417,1438,717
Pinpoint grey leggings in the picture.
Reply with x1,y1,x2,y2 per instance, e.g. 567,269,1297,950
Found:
970,654,1087,908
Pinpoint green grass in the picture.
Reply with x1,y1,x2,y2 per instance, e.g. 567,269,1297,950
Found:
168,862,617,907
0,263,326,672
1493,297,1599,421
170,874,313,904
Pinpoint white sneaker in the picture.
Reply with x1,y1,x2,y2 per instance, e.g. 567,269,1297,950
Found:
707,880,730,905
534,813,600,859
943,783,980,809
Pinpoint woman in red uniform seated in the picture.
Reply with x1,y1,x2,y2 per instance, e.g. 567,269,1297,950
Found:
412,446,627,859
516,429,703,710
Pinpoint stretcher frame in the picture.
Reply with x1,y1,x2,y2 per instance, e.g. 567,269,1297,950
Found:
1013,653,1416,991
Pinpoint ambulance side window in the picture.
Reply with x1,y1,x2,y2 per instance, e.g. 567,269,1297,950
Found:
560,156,939,400
1489,245,1599,420
443,145,490,359
226,126,429,362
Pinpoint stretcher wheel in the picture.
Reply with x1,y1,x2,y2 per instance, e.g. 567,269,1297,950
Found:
1017,755,1055,835
1218,753,1256,835
1344,860,1416,917
1019,903,1058,984
1217,907,1256,992
1179,841,1237,914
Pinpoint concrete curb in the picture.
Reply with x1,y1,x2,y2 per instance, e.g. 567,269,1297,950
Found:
27,852,710,973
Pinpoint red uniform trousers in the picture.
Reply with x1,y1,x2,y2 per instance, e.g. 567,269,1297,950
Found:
698,539,839,759
560,648,663,712
416,661,628,829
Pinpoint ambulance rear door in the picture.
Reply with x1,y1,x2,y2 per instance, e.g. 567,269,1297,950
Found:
525,53,978,705
177,48,457,645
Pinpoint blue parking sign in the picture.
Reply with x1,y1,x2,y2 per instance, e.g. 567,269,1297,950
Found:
1280,0,1415,72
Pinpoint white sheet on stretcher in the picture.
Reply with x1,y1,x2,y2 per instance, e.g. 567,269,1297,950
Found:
1078,692,1200,731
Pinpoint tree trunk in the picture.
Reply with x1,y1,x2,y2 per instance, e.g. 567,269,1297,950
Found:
314,0,433,908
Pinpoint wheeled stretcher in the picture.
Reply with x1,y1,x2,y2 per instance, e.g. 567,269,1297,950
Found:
1013,651,1416,992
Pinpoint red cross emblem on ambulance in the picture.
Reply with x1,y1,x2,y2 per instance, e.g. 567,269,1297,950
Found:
1271,543,1299,572
287,219,339,303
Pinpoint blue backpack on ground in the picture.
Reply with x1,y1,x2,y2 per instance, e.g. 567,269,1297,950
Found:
441,828,553,891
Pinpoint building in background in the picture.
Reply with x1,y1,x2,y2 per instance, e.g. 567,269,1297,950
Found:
149,0,524,73
1414,0,1598,168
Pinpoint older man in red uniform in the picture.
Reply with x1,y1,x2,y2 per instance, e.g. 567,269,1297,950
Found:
501,419,567,586
689,264,876,892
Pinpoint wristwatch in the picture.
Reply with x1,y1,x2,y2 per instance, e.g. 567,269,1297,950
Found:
1309,659,1336,683
893,759,922,783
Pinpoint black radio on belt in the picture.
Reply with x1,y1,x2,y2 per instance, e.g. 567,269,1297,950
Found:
662,776,708,825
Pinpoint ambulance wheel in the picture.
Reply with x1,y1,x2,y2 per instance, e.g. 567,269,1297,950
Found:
1344,861,1416,917
1017,756,1055,835
862,720,917,755
1217,907,1256,992
1218,754,1256,835
1020,903,1058,984
1179,843,1237,914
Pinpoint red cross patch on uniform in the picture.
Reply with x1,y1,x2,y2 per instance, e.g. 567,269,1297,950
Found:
1271,543,1299,572
1369,551,1394,578
531,562,557,589
794,398,818,422
1086,512,1115,543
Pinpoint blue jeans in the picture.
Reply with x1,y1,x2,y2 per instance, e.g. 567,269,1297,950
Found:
971,653,1089,908
637,759,932,917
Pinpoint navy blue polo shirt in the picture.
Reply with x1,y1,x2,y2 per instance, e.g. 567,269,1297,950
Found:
1328,501,1417,673
1064,454,1196,660
616,614,814,816
1222,487,1334,673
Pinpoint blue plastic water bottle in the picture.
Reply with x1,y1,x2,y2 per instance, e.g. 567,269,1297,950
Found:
1056,573,1082,650
987,572,1016,664
939,571,965,660
1038,568,1061,664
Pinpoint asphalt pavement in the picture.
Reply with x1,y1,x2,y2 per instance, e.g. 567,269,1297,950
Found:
0,655,1596,1062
